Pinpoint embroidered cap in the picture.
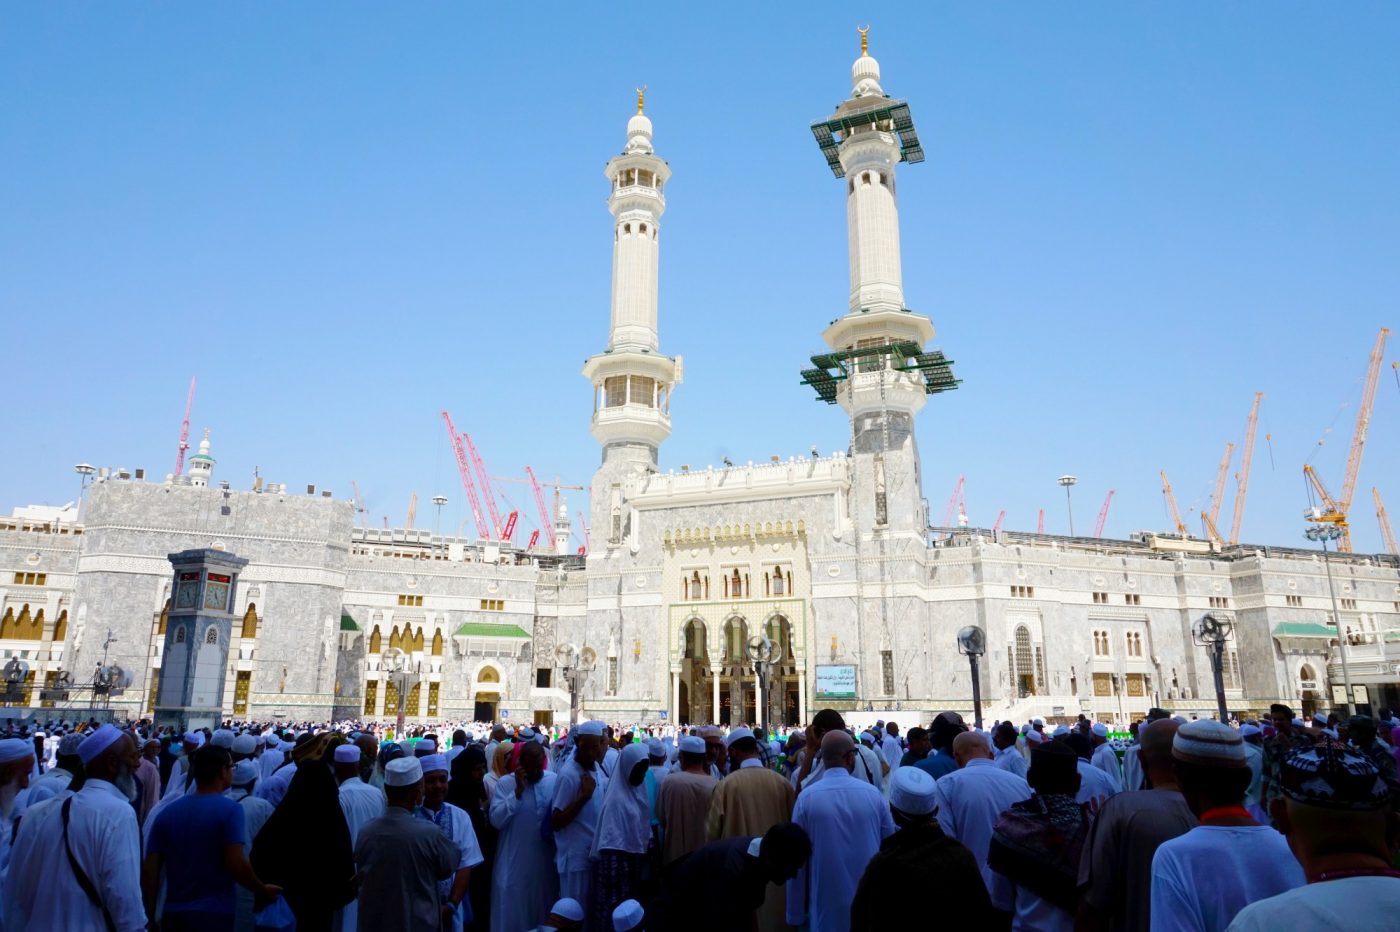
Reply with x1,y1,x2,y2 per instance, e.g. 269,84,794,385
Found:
1171,720,1246,769
1280,738,1391,811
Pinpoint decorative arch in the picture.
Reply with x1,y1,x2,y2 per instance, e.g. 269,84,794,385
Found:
412,626,425,653
763,612,792,664
0,608,13,639
681,617,708,662
157,600,169,635
241,603,258,639
12,606,32,640
205,626,219,644
27,608,43,640
389,625,402,652
722,615,748,667
369,625,382,654
431,630,444,656
1013,624,1036,696
53,609,68,643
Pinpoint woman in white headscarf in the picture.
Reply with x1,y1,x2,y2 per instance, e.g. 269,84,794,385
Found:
588,742,651,930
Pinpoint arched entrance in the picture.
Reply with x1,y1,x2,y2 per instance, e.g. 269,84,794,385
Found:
720,616,755,726
1299,664,1318,718
764,613,800,726
474,666,501,722
678,618,710,725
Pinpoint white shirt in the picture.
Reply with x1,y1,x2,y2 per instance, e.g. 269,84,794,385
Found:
931,758,1031,891
787,767,896,932
1077,758,1119,810
257,761,297,807
1122,745,1144,792
800,745,885,792
880,734,903,771
1149,825,1305,932
989,868,1074,932
1226,875,1400,932
489,771,559,932
258,749,284,784
994,745,1029,779
550,758,609,874
1090,742,1123,792
3,779,147,932
338,777,386,845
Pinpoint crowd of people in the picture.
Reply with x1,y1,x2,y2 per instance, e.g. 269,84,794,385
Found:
0,702,1397,931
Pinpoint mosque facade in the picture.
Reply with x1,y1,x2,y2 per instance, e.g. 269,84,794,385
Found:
3,41,1399,728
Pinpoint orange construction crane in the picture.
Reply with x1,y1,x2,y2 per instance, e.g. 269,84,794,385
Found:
1303,328,1391,552
406,492,417,530
1229,393,1263,544
1205,442,1234,546
1373,487,1398,556
1161,470,1187,538
1093,489,1115,538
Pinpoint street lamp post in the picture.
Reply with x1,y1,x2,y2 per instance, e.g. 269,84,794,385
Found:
957,625,987,729
381,652,423,739
74,464,96,522
556,644,596,727
746,632,780,736
431,495,448,537
1057,475,1078,536
1305,522,1355,717
1192,613,1233,722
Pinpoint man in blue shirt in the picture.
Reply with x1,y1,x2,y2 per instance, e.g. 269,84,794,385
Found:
143,745,280,931
914,712,967,781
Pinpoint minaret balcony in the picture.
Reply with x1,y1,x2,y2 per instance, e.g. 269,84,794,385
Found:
591,404,672,448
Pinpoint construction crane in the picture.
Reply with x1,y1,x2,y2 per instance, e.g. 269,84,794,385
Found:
1207,443,1234,536
173,377,197,477
526,529,540,550
1228,392,1264,545
1161,470,1187,539
502,511,518,540
1373,487,1398,556
938,476,965,538
992,510,1005,533
1093,489,1116,538
576,510,589,554
1037,510,1045,534
350,480,367,529
525,467,554,553
440,410,490,540
1303,328,1391,552
463,433,505,539
406,492,417,530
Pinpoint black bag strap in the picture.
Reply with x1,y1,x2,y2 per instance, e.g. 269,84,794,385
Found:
62,797,117,932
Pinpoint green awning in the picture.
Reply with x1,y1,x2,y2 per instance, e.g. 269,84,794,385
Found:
1272,622,1335,638
454,622,531,639
339,613,359,632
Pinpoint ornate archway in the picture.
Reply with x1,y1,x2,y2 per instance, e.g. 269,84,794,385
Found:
473,664,502,722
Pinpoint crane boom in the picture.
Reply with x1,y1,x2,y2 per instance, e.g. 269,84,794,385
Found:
406,492,417,530
527,529,540,550
1373,487,1398,556
576,510,589,554
350,480,367,529
1208,442,1234,527
173,377,197,477
1094,489,1116,537
440,411,490,540
1161,470,1187,538
1228,392,1264,544
1340,328,1391,519
463,433,505,538
939,475,964,538
1037,509,1044,534
502,511,518,540
992,510,1005,533
525,466,555,553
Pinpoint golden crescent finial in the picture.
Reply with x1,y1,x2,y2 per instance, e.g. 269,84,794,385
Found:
858,25,870,56
636,85,647,114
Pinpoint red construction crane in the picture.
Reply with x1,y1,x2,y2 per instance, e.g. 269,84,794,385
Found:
1373,487,1397,556
939,476,965,538
1037,510,1045,534
440,410,490,540
1304,328,1391,552
526,529,540,550
525,466,554,553
992,510,1006,533
173,377,196,477
1093,489,1116,538
576,510,589,554
463,433,505,539
1229,393,1264,544
502,511,518,540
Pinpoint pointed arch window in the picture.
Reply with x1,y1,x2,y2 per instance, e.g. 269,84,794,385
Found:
369,625,382,654
0,609,14,640
27,608,43,640
53,610,68,643
731,569,742,600
241,604,258,640
157,601,169,635
432,630,444,656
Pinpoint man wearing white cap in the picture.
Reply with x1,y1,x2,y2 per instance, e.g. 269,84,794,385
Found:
0,736,35,880
355,757,461,931
4,724,147,931
930,732,1031,893
550,719,608,917
332,743,384,932
418,754,483,930
163,730,207,801
612,898,644,931
852,767,991,928
20,730,84,812
490,740,559,932
1148,719,1303,932
787,730,895,932
527,896,584,931
259,733,284,783
1089,722,1123,792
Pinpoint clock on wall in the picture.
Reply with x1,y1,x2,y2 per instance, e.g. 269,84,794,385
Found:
204,573,231,611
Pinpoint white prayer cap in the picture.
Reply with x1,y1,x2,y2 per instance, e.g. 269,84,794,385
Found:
0,738,33,764
211,729,236,749
1051,725,1070,738
1091,723,1108,737
576,720,606,737
57,732,87,756
1033,718,1045,726
646,738,665,759
231,760,258,786
1239,723,1261,737
77,724,124,765
888,766,938,816
334,745,362,764
725,727,755,748
384,757,423,787
858,730,876,746
550,897,585,922
264,733,280,747
420,754,448,775
1025,730,1045,744
415,739,437,756
232,734,258,755
612,898,645,931
183,731,205,748
679,736,706,754
517,728,536,741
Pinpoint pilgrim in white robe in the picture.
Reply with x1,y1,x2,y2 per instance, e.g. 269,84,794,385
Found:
333,777,386,932
488,770,559,932
257,760,297,807
551,757,609,908
1090,743,1124,793
419,800,485,930
931,758,1032,892
787,768,895,932
1076,758,1120,810
994,745,1029,779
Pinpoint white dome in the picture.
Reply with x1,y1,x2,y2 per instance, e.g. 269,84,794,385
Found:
627,112,652,137
851,54,884,98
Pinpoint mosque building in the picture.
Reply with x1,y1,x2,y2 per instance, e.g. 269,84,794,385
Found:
2,37,1398,728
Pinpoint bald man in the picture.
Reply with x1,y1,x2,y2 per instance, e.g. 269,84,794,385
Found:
929,732,1031,893
1077,719,1196,932
787,731,895,932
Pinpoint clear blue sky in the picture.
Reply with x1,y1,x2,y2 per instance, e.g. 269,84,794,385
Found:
3,4,1398,552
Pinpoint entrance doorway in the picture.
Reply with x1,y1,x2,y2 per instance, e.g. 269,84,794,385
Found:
474,666,501,723
474,697,497,722
533,710,554,728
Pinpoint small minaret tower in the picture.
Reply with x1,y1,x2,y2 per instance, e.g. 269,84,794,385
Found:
187,429,215,488
554,500,572,555
582,90,682,549
801,29,959,536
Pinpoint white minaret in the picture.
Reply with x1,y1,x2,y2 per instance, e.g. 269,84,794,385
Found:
187,429,215,488
805,29,956,535
582,90,682,548
554,500,572,555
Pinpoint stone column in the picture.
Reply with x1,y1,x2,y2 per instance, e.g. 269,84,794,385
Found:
710,666,721,725
670,668,680,722
799,668,809,723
